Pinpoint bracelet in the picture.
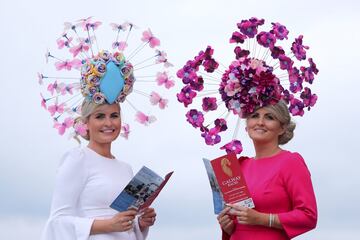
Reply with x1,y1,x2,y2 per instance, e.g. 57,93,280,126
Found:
269,213,274,228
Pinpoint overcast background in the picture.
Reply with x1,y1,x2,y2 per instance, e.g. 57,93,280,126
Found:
1,0,359,239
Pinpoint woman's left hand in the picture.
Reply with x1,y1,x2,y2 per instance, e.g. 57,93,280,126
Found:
227,204,264,226
139,207,156,231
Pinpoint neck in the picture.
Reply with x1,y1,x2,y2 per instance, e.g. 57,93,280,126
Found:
88,141,113,159
253,141,281,160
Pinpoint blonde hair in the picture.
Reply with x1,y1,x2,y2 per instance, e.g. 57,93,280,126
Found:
264,100,296,145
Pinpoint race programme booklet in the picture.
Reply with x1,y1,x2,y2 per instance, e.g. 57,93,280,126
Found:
203,152,254,214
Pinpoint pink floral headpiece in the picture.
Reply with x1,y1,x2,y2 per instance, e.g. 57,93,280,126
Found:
39,17,174,140
177,17,319,154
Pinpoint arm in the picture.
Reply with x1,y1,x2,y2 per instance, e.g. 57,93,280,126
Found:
226,154,317,236
277,153,317,238
42,149,94,240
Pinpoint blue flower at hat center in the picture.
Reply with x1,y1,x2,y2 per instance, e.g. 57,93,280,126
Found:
99,61,125,104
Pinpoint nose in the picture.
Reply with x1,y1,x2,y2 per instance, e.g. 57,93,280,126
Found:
256,116,264,125
104,116,112,126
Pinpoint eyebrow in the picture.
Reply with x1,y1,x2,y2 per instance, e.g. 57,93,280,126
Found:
92,111,120,115
93,111,105,115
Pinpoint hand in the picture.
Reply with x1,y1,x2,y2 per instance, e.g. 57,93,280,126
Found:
139,207,157,231
217,206,234,235
227,204,263,226
108,209,137,232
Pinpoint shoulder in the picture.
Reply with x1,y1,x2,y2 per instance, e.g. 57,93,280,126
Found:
54,147,90,183
281,151,307,167
58,147,87,169
279,151,311,176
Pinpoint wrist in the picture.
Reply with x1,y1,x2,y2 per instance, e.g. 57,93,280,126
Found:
91,219,112,235
257,212,270,227
268,213,274,228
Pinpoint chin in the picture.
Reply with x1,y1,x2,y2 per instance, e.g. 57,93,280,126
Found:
250,135,271,143
250,133,267,140
102,137,117,143
98,134,120,144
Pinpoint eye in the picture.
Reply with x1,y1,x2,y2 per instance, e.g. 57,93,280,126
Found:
265,114,275,120
249,113,259,119
111,113,120,118
95,113,105,119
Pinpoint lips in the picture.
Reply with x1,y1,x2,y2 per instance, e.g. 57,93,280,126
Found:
100,128,115,133
254,128,267,133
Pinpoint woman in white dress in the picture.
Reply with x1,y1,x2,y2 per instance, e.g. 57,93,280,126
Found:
39,17,175,240
41,101,157,240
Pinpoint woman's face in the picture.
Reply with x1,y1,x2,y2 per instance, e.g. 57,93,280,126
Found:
87,103,121,145
246,107,284,145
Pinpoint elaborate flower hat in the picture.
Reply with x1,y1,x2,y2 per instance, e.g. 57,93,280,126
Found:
39,17,174,140
177,17,319,154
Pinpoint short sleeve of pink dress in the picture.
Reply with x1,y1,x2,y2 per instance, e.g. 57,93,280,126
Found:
222,150,317,240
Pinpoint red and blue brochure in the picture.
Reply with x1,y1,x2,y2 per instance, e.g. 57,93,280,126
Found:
110,166,173,212
203,152,254,214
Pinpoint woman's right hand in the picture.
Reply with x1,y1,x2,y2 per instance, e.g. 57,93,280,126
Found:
108,209,137,232
217,207,235,235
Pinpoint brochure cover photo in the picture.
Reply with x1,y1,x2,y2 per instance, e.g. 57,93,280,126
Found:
110,166,173,212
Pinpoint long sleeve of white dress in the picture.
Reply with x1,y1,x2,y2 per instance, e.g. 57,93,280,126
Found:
41,147,148,240
42,148,94,240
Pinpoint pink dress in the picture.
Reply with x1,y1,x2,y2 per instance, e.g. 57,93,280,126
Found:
223,150,317,240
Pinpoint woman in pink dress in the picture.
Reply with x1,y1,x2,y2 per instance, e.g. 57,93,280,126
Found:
217,100,317,240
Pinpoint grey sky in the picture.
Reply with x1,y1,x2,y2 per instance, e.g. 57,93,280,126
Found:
1,0,360,239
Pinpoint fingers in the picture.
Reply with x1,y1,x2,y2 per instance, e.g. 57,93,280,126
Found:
140,207,155,215
140,213,156,225
228,206,260,225
226,204,250,216
123,215,136,222
114,210,137,219
118,215,135,230
223,218,234,229
224,204,251,225
140,216,156,225
217,206,231,220
226,203,246,212
236,214,248,223
138,207,157,228
109,212,136,232
217,213,234,234
140,208,156,219
217,209,232,227
218,215,232,226
124,209,138,216
123,219,133,228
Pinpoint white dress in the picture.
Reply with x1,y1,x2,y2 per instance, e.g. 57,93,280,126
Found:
41,147,148,240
